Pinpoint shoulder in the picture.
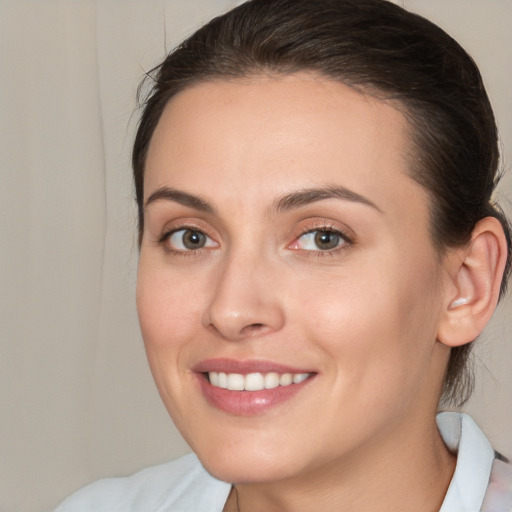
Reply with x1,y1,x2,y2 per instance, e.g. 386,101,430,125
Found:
54,453,231,512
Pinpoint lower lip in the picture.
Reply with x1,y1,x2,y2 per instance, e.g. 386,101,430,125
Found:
197,374,314,416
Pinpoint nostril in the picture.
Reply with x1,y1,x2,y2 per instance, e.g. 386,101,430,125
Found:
241,323,267,336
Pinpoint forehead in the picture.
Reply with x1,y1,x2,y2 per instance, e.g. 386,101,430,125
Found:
144,73,429,224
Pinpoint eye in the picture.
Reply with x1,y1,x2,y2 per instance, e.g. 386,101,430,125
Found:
291,229,347,251
165,228,217,251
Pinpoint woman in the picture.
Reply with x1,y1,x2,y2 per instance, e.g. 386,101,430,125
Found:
57,0,512,510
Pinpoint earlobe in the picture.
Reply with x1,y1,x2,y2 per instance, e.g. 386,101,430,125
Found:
437,217,508,348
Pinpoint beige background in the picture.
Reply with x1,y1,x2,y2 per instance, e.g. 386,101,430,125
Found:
0,1,510,511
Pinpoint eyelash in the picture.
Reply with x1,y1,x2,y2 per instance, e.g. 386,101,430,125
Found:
158,226,218,257
157,223,354,257
289,224,354,257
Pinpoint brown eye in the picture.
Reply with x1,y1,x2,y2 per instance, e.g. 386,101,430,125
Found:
182,230,206,249
289,229,347,252
167,229,216,251
314,231,341,250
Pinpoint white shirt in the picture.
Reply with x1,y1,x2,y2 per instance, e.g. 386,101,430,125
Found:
55,412,509,512
437,412,494,511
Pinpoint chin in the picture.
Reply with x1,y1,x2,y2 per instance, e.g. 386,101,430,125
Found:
201,454,296,485
190,434,306,484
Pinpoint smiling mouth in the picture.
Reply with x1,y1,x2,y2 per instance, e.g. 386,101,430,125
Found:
196,363,315,415
207,371,311,391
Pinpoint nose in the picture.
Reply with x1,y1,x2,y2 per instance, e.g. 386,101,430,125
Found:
202,251,285,341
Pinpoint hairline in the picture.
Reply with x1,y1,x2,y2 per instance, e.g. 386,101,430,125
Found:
137,70,446,254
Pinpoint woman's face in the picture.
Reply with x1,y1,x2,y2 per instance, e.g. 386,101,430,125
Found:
137,74,452,483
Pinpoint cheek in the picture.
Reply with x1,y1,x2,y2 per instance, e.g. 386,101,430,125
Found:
296,254,442,396
296,263,400,344
136,261,201,357
135,261,204,423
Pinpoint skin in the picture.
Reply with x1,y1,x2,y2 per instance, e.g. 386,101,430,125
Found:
137,74,458,511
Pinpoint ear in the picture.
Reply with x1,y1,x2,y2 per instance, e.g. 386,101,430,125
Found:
437,217,508,347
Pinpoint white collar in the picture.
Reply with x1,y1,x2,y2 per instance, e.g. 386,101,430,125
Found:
438,412,495,512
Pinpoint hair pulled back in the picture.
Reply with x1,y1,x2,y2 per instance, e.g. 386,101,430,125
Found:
133,0,512,406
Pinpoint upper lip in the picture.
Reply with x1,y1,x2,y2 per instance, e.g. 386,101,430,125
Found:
192,358,313,374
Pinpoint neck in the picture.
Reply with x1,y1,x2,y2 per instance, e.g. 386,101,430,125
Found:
225,415,456,512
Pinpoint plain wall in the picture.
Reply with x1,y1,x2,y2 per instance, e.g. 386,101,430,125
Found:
0,1,510,511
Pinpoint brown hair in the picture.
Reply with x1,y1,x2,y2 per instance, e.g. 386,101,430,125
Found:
133,0,511,406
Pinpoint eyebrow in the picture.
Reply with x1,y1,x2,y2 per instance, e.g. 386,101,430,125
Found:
144,187,215,214
273,185,382,214
144,184,381,216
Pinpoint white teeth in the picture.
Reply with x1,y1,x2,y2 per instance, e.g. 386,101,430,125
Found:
207,371,310,391
293,373,309,384
226,373,245,390
209,371,219,387
245,372,264,391
280,373,293,386
218,372,227,389
264,372,280,389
